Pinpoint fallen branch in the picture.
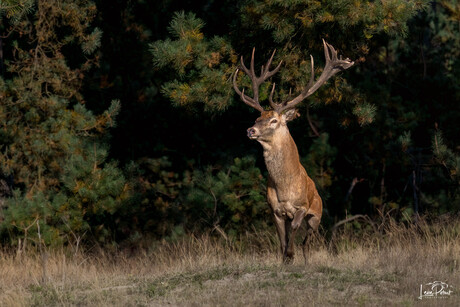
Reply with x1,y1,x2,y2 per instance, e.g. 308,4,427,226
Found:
331,214,376,233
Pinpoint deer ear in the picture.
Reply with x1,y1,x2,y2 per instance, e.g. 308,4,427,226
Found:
282,109,300,122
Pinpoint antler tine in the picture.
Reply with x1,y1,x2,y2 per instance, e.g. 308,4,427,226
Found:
278,40,354,114
238,47,262,104
323,39,331,63
269,83,277,110
233,68,264,112
250,47,256,76
239,51,252,76
233,48,283,113
265,50,276,73
277,88,294,112
263,50,283,79
249,48,260,103
306,55,315,90
241,88,264,112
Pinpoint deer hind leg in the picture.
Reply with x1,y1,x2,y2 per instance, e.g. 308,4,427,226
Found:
302,214,320,265
284,207,307,263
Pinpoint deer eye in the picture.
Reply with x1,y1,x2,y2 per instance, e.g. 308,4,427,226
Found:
270,119,278,124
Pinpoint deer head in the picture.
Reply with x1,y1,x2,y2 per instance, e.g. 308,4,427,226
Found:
233,40,354,142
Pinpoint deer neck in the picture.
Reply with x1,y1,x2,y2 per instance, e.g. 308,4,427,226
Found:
258,126,301,183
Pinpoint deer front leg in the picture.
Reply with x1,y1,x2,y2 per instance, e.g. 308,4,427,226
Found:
273,213,287,260
285,207,307,262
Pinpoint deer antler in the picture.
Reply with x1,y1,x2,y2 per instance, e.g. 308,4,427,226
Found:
275,40,354,113
234,40,354,114
233,48,283,112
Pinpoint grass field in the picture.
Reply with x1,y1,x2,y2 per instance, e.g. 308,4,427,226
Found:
1,217,459,306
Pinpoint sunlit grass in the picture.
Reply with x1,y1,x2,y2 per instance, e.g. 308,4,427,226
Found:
1,217,459,306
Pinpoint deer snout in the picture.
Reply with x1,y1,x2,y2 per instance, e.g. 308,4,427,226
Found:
247,127,258,139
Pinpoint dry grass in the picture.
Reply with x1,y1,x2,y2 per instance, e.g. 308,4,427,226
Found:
1,217,460,306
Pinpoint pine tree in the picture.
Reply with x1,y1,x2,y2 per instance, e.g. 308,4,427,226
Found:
151,1,427,122
184,156,267,236
150,11,237,113
0,0,34,22
356,0,460,214
0,0,128,246
150,0,430,223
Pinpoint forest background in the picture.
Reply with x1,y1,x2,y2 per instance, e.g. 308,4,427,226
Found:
0,0,459,250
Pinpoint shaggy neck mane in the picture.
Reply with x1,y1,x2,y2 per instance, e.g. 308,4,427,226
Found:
259,126,302,185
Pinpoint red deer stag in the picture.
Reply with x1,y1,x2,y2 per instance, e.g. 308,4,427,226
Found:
233,40,354,263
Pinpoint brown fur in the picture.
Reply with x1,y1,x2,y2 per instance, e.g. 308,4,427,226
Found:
236,42,353,263
248,110,322,263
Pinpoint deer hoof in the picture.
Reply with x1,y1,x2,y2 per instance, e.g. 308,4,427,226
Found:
284,249,294,264
283,256,293,264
